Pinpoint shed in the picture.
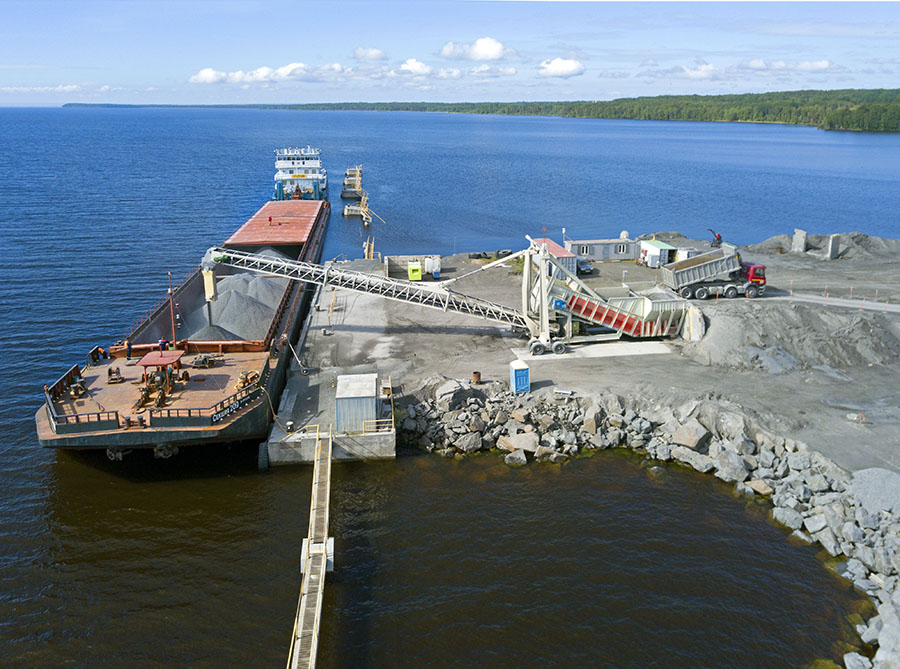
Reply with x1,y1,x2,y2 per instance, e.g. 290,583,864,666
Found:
532,238,576,277
564,238,639,262
335,373,377,433
675,247,702,263
639,240,678,268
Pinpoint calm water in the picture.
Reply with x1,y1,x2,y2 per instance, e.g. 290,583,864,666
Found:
2,108,895,665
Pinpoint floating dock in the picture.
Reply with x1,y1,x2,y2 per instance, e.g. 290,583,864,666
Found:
342,191,372,225
341,165,363,200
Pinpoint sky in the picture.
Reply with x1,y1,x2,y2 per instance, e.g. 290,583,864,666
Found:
1,0,899,105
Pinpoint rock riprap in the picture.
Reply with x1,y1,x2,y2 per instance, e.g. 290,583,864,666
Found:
397,376,900,668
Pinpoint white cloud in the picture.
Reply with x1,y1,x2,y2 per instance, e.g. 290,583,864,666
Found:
639,59,658,67
538,58,585,78
189,62,352,84
0,84,80,93
468,64,516,78
440,37,512,61
354,47,387,61
639,58,848,82
596,70,631,79
437,68,462,79
735,59,845,73
396,58,432,76
98,85,110,92
188,67,226,84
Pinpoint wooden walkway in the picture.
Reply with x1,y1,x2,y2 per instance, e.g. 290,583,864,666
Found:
287,427,333,669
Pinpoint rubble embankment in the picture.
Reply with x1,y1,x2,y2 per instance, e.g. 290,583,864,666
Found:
398,376,900,668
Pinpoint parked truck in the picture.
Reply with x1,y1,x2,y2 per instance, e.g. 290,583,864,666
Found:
660,243,766,299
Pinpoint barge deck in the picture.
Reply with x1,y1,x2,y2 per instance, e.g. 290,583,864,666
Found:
36,197,330,454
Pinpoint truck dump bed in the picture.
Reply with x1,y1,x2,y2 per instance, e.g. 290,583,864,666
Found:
660,244,741,289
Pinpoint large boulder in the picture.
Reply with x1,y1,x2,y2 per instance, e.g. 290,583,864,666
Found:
582,405,603,435
850,468,900,515
842,652,872,669
715,450,750,483
672,446,714,473
747,479,774,496
497,432,540,453
534,446,556,462
454,432,483,454
504,449,528,466
671,418,711,451
874,595,900,668
773,507,804,530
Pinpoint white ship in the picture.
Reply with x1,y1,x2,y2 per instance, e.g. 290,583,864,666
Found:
273,146,328,200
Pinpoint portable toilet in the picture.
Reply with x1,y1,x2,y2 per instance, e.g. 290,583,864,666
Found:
408,261,422,281
432,256,441,279
424,257,434,278
509,360,530,394
335,373,377,433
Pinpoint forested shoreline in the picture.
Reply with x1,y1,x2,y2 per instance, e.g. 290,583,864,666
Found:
65,89,900,132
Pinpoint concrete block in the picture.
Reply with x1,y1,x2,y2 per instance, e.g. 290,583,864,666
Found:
791,228,808,253
826,234,840,260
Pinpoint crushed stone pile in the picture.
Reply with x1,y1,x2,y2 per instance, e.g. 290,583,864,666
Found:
181,247,291,342
681,302,900,373
747,232,900,259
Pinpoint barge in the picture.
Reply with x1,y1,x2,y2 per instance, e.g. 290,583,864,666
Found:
36,155,330,458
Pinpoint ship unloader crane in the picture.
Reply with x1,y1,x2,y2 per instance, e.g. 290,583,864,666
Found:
201,237,688,355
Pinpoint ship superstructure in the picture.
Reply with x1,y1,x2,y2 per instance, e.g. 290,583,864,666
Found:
274,146,328,200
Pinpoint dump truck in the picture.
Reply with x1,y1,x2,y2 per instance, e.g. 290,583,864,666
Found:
660,243,766,299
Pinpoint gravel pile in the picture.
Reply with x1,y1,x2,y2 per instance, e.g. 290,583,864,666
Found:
182,248,291,342
747,232,900,259
680,302,900,373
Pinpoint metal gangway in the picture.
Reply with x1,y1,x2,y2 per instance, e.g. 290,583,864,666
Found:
287,426,334,669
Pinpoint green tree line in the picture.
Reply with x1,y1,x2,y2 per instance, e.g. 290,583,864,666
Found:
65,89,900,132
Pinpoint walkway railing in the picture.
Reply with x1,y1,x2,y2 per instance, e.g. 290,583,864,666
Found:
287,426,333,669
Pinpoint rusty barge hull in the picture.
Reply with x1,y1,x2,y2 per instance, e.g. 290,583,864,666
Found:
36,199,330,452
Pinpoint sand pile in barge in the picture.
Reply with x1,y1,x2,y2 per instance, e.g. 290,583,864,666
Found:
181,248,291,342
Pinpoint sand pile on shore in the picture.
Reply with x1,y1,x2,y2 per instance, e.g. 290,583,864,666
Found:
681,302,900,372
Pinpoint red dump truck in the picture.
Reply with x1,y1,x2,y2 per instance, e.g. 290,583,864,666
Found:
660,244,766,299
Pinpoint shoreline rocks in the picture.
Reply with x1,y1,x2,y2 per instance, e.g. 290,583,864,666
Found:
396,375,900,668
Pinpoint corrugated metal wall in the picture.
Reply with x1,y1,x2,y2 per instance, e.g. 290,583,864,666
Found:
336,396,377,433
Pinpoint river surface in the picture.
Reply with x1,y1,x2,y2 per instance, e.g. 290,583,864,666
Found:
2,108,895,665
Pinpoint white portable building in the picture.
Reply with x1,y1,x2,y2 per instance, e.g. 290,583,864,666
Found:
335,373,377,433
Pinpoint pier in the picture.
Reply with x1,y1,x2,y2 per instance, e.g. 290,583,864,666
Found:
287,426,334,669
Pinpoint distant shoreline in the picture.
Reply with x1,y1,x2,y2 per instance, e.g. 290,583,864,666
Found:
61,89,900,133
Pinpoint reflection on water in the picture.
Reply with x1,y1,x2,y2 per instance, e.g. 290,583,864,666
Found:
0,442,871,666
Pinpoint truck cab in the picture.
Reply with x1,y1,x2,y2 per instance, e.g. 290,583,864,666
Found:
741,262,766,287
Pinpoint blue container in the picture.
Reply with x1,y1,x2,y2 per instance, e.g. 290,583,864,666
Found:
509,360,530,394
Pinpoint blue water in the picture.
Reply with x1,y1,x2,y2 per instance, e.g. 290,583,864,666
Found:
0,108,891,665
